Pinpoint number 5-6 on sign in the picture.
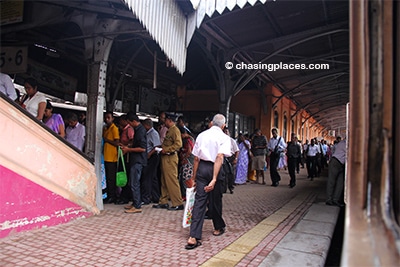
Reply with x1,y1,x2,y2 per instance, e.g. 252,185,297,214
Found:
0,46,28,74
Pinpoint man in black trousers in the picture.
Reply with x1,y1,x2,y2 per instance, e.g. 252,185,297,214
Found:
267,128,287,187
184,114,232,249
286,133,302,188
140,119,161,204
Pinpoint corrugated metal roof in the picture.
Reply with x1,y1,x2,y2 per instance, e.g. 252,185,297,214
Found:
191,0,266,30
123,0,187,74
122,0,266,74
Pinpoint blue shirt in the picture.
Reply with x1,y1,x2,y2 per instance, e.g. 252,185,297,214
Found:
332,140,346,164
146,127,161,153
320,143,328,155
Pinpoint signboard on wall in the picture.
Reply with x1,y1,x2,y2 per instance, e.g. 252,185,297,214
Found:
0,46,28,74
139,87,172,115
15,59,77,101
0,1,24,26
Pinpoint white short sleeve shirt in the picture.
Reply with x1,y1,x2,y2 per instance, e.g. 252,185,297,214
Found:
24,91,46,117
192,126,232,162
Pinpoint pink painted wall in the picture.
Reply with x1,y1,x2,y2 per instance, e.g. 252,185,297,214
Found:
0,96,99,239
0,165,92,238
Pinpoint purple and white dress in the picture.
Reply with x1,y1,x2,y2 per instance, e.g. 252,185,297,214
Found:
44,113,65,135
235,140,250,185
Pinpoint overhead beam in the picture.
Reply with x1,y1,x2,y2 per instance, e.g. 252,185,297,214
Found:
315,114,346,128
291,92,348,118
199,21,270,89
273,66,349,84
310,114,347,128
272,72,348,108
110,43,145,108
41,0,139,21
239,21,348,51
294,84,348,100
200,23,234,49
199,20,278,97
253,52,349,66
233,28,349,96
301,103,347,126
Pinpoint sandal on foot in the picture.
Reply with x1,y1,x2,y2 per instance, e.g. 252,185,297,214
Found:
185,240,202,250
213,228,225,236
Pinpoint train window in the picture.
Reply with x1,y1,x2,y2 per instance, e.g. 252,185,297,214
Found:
291,119,295,134
283,115,287,141
274,110,278,128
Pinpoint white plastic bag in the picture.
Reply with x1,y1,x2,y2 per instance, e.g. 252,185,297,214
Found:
182,187,195,228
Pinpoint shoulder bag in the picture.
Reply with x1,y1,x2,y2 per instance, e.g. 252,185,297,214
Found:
273,137,282,156
116,147,128,187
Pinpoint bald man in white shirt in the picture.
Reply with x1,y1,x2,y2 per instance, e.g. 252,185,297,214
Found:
185,114,232,250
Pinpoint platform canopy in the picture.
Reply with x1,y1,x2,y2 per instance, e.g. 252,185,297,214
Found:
122,0,268,74
0,0,349,133
122,0,349,132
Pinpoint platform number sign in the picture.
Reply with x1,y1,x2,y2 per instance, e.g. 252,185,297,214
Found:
0,47,28,74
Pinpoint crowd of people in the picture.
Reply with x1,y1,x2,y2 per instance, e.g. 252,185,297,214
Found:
1,75,87,151
226,128,341,191
1,74,347,250
94,112,345,249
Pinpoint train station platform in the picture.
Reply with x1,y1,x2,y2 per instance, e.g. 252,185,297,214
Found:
0,168,341,266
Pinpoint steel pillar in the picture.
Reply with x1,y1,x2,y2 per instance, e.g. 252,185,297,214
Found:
77,16,119,210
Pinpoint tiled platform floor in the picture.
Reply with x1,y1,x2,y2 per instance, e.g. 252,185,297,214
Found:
0,168,339,266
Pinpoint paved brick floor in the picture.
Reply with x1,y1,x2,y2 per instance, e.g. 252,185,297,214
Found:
0,168,329,266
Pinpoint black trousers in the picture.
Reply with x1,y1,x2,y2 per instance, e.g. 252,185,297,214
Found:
269,154,281,184
287,157,297,186
119,158,132,202
222,158,234,193
304,154,310,174
208,179,225,229
306,156,317,178
105,161,117,200
190,160,226,240
326,157,345,202
141,154,160,204
226,169,235,192
316,155,322,176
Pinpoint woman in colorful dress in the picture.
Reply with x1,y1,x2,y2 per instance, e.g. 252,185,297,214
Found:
178,126,195,199
43,100,65,138
278,151,287,170
235,133,251,185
